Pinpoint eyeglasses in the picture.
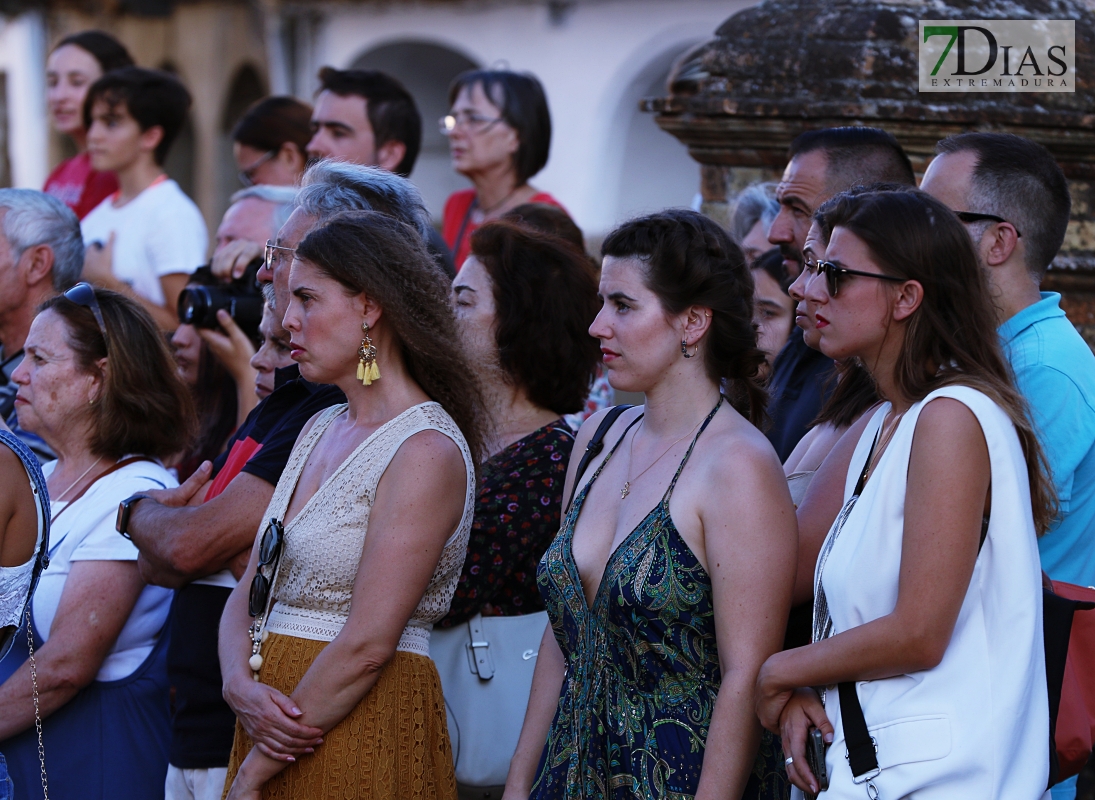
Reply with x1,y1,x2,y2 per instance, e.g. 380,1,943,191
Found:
249,518,284,617
63,282,109,347
954,211,1022,238
439,112,505,137
238,150,276,187
804,259,906,298
264,241,297,273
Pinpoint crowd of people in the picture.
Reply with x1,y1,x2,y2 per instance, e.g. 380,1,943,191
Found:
0,25,1092,800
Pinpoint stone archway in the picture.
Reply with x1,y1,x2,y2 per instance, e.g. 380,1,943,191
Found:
351,40,479,219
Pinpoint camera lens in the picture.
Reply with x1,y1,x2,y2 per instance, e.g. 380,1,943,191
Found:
177,286,215,327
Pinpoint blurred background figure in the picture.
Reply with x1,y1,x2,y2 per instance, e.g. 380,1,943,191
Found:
43,30,134,220
249,302,295,402
170,184,293,480
306,66,456,277
171,262,263,481
0,188,84,461
79,67,206,330
0,285,195,800
750,249,794,374
442,70,561,269
730,182,779,265
232,96,313,188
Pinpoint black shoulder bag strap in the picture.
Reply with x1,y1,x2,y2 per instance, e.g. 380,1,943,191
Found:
565,405,634,512
837,431,882,791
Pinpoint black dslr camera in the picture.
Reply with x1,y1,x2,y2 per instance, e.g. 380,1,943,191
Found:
177,257,264,336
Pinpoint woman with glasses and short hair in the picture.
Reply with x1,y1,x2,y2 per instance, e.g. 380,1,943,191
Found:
441,70,563,269
218,210,485,800
232,97,314,188
0,283,195,800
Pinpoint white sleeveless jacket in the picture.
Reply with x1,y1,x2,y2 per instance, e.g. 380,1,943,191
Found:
817,386,1048,799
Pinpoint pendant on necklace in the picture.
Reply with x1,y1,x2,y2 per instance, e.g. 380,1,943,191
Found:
621,482,630,499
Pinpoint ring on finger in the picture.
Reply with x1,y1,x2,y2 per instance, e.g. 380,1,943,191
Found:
785,756,794,765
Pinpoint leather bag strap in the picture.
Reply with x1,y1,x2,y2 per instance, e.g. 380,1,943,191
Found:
50,456,152,525
565,405,634,512
838,681,880,783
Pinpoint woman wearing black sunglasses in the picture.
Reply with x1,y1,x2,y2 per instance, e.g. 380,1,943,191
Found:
0,284,195,800
755,190,1055,799
218,211,485,800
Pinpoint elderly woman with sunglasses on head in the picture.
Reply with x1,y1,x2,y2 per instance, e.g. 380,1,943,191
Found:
0,283,195,800
441,70,563,269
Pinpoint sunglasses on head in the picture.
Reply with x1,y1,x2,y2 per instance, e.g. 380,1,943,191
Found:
63,282,109,347
248,517,284,617
804,259,906,298
954,211,1022,238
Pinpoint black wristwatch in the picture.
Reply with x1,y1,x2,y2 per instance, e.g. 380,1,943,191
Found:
116,494,152,540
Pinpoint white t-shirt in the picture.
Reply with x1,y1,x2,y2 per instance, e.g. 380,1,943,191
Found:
35,460,176,681
81,178,207,306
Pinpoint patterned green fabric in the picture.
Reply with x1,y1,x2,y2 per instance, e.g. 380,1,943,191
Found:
532,399,789,799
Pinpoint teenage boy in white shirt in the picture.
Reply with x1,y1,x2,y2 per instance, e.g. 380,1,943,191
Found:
81,67,207,330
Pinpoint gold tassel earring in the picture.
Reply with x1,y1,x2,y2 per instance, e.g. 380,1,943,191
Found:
356,321,380,386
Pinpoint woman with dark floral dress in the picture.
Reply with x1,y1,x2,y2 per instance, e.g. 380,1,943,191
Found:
442,219,601,628
441,421,574,624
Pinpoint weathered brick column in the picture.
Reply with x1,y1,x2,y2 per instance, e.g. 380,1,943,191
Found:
644,0,1095,344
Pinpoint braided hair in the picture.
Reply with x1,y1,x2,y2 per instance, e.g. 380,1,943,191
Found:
602,209,768,428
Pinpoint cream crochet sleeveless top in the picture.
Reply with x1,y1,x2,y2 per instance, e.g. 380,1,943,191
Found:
262,401,475,657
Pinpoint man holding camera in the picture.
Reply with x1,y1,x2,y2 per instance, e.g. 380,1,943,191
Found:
122,164,437,800
121,184,296,800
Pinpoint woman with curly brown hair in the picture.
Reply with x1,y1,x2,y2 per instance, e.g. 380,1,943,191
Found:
219,210,486,800
505,209,797,800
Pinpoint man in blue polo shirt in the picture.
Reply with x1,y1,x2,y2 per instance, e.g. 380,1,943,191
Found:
923,132,1095,800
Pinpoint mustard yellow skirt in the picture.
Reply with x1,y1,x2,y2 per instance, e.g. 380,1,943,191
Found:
224,633,457,800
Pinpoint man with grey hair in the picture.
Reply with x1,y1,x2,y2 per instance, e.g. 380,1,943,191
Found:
0,188,84,460
123,161,437,800
730,182,779,264
209,184,298,284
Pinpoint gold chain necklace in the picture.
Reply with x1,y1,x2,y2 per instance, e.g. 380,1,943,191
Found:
621,418,703,499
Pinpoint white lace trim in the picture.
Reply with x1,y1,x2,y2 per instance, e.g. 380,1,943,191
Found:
266,603,432,656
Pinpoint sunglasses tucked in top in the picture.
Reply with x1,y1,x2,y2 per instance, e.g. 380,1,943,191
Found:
804,259,906,298
249,517,284,617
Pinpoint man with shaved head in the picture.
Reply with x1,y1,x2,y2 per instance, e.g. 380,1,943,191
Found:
765,127,915,460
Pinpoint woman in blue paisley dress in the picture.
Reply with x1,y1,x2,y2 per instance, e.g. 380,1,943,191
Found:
504,209,798,800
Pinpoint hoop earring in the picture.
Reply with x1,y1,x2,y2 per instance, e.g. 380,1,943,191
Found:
357,322,380,386
681,340,696,359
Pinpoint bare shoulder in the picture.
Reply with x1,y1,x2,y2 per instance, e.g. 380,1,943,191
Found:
0,444,32,509
389,428,466,475
693,407,784,488
914,396,983,442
